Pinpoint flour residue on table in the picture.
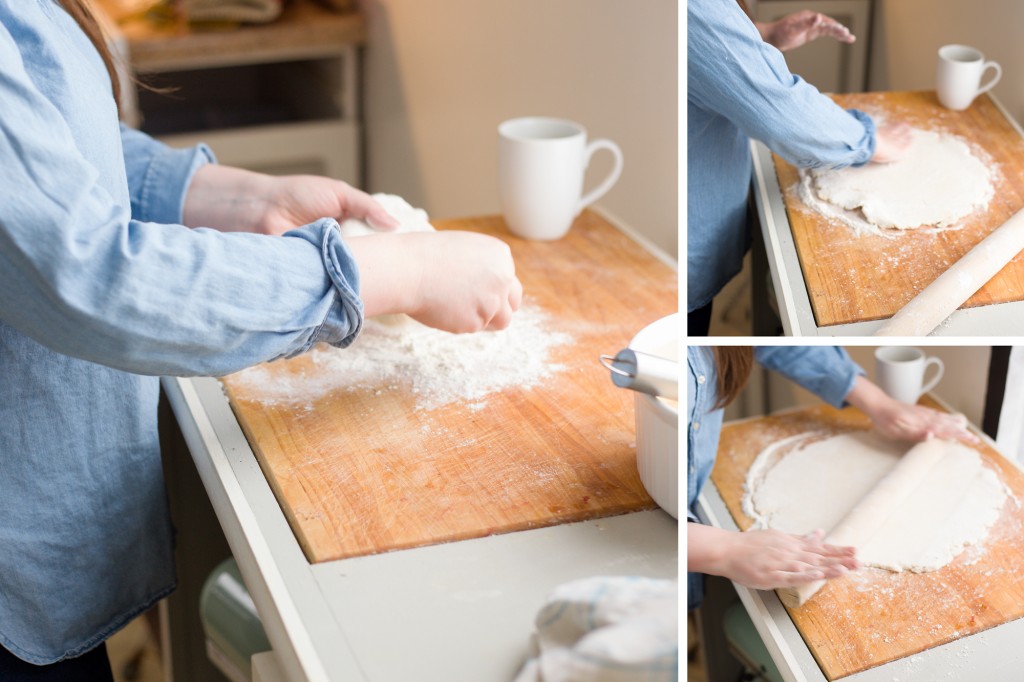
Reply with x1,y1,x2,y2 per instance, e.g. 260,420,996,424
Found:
229,302,573,411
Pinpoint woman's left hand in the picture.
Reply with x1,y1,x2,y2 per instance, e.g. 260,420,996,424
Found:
183,165,400,235
846,376,979,444
869,401,977,443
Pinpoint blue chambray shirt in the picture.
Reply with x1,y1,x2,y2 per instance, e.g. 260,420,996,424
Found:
1,2,365,664
686,347,864,609
687,0,877,311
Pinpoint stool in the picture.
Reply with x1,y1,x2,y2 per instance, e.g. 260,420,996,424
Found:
200,558,274,682
723,602,783,682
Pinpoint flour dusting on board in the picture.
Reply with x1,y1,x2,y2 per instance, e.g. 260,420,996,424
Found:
230,302,572,411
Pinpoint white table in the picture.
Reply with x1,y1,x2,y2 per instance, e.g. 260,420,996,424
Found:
162,372,677,681
695,408,1024,681
750,95,1024,336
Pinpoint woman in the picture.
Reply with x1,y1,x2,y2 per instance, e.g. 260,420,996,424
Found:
686,346,975,609
0,2,522,678
687,0,912,335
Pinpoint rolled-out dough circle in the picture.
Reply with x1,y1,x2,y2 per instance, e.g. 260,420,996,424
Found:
811,129,993,230
743,431,1007,573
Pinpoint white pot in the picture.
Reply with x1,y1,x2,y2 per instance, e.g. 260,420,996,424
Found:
629,314,679,519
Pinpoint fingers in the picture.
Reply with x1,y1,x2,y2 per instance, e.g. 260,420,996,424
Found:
736,529,860,590
928,414,980,444
482,276,523,331
813,14,855,43
342,186,401,231
900,408,979,445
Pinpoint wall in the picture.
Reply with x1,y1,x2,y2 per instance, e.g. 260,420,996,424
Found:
359,0,678,256
869,0,1023,121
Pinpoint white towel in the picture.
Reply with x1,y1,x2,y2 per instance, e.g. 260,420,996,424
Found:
515,576,679,682
186,0,282,24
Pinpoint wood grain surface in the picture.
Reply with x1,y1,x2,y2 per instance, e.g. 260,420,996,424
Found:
773,91,1024,328
220,211,678,563
710,400,1024,679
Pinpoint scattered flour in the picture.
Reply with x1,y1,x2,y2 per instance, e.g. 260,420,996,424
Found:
229,302,572,412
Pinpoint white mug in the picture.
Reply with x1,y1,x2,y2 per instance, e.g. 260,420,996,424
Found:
498,117,623,240
936,44,1001,111
874,347,944,405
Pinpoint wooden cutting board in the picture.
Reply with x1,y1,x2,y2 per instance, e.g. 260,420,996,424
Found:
772,91,1024,327
710,400,1024,679
220,210,677,563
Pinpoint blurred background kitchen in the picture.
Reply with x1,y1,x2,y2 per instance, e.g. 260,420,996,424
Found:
710,0,1024,335
90,1,677,680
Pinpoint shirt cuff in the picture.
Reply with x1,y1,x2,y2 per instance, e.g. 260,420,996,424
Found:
288,219,364,350
846,109,876,167
138,143,216,226
827,362,866,408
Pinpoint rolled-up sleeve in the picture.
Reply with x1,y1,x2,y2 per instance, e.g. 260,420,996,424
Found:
688,0,875,170
0,23,362,377
120,124,214,225
755,347,864,407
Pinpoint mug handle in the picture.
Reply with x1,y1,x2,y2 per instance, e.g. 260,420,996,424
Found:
577,139,624,214
920,357,945,397
978,61,1002,96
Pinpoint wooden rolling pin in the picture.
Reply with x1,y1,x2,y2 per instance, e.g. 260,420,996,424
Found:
875,207,1024,336
777,439,948,608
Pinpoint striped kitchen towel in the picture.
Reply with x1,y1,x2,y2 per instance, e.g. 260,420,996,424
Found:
515,576,678,682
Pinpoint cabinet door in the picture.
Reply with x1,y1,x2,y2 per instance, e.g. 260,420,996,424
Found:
754,0,872,93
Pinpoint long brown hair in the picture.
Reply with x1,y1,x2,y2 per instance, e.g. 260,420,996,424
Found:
57,0,121,110
712,347,754,409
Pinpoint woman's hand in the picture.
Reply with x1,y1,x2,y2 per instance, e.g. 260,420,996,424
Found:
757,10,854,52
345,231,523,333
183,165,400,235
872,122,914,164
845,375,979,444
689,524,858,591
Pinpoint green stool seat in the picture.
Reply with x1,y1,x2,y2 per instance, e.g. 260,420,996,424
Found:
723,602,784,682
200,558,273,682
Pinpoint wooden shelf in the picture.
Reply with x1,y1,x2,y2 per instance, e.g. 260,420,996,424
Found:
115,0,365,73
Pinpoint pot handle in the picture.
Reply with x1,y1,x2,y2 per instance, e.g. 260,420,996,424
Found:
600,350,678,401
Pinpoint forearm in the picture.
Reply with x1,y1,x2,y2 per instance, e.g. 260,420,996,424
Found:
343,233,420,318
182,164,277,233
688,523,735,576
844,375,895,417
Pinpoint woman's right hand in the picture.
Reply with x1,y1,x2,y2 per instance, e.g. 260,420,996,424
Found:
872,122,913,163
718,528,858,590
346,231,523,333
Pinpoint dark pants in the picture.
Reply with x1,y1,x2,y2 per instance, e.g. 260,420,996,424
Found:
0,644,113,682
687,301,713,337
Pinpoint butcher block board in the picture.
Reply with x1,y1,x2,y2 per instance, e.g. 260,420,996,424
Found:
710,400,1024,679
220,210,677,564
773,91,1024,328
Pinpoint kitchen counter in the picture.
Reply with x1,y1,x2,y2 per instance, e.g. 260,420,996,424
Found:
752,91,1024,336
161,210,679,681
696,395,1024,681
